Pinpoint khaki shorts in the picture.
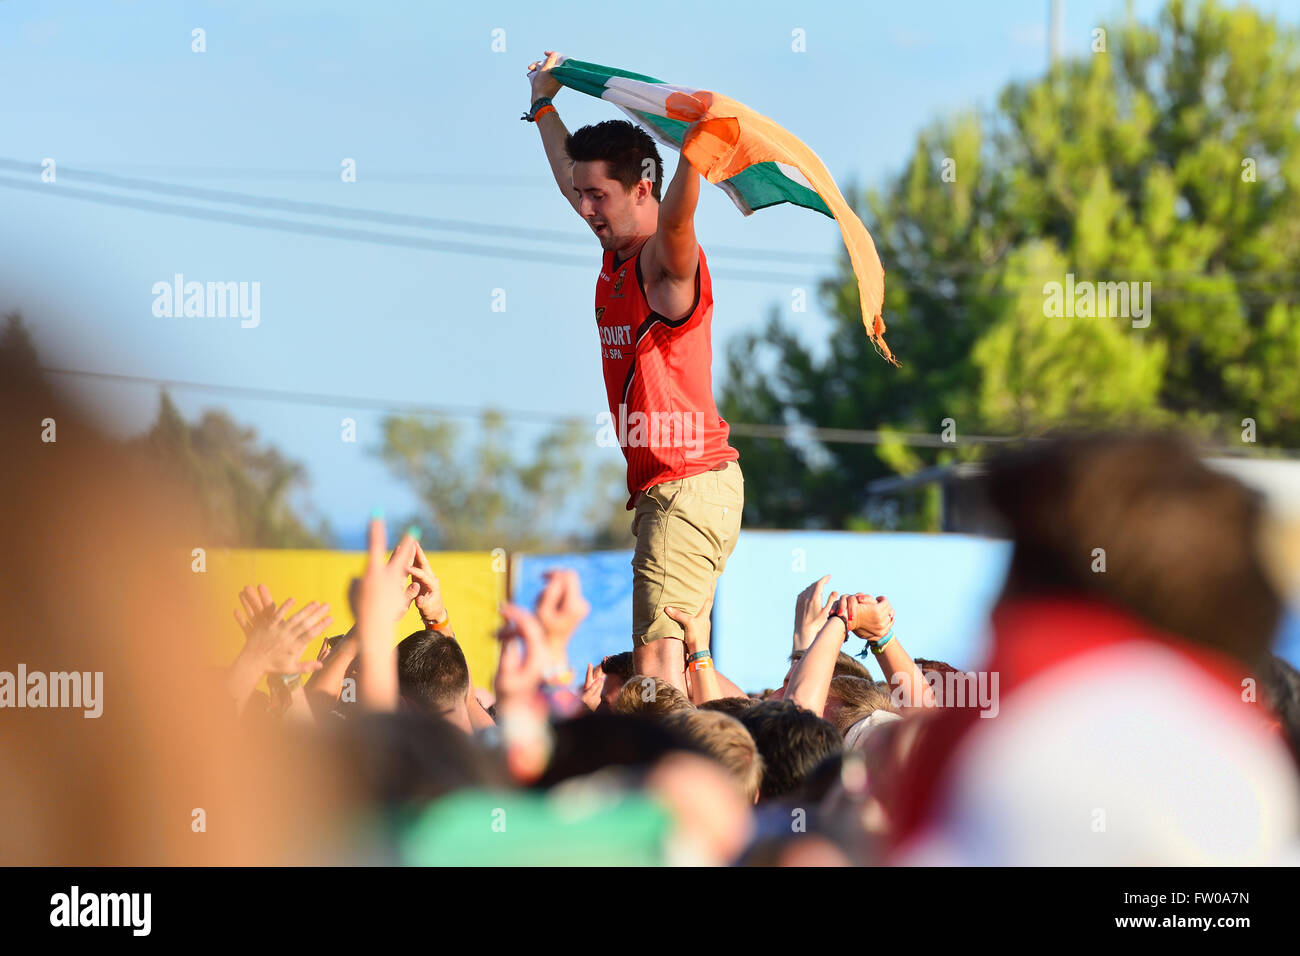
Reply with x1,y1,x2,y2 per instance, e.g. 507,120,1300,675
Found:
630,459,744,645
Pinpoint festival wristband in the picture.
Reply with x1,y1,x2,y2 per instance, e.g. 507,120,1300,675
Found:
542,665,574,687
831,612,851,638
423,609,450,631
687,658,713,672
686,649,712,663
521,97,553,122
870,627,895,653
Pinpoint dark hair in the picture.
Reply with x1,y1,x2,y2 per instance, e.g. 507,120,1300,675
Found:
738,700,842,801
1261,655,1300,770
600,650,635,680
396,630,470,713
699,696,755,717
988,432,1282,669
912,658,960,678
535,713,703,789
333,711,509,809
565,120,664,201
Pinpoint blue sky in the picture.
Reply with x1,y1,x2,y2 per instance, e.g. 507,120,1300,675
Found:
5,0,1295,547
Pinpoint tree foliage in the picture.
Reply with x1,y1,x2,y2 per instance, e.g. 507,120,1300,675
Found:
377,410,630,552
720,0,1300,529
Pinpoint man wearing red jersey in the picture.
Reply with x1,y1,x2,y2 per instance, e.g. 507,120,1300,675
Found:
526,51,743,692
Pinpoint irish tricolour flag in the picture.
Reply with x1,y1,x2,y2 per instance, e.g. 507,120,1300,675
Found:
550,55,895,365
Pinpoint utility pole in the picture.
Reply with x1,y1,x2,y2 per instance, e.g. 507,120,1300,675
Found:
1049,0,1063,69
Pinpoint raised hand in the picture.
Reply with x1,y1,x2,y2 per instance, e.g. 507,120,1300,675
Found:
836,593,895,640
495,602,548,705
351,517,420,633
238,597,333,676
526,49,562,101
234,584,276,637
406,542,448,626
580,663,606,712
350,515,419,710
793,575,839,651
534,569,589,664
664,580,716,654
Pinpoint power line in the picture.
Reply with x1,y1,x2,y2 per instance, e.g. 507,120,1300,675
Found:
36,364,1008,445
0,158,830,266
39,364,1300,458
0,176,816,284
8,159,1299,288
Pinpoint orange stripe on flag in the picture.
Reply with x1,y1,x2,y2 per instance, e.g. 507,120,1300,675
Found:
677,91,896,366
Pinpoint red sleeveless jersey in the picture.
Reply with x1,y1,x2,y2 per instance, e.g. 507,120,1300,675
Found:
595,242,738,509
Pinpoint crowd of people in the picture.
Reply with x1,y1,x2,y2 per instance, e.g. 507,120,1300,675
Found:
4,367,1298,865
221,433,1300,866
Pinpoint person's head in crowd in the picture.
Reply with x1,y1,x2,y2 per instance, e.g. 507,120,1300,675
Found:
739,700,842,801
612,674,693,717
825,675,895,735
699,696,755,717
600,651,635,709
662,709,765,803
1261,655,1300,770
536,712,704,788
333,710,510,812
988,432,1283,670
772,649,872,701
912,658,959,678
396,630,472,733
646,751,756,864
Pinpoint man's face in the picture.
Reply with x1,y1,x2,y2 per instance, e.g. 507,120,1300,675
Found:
770,664,795,701
572,161,638,250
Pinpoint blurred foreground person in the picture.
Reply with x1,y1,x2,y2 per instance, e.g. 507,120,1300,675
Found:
892,433,1300,865
0,367,352,864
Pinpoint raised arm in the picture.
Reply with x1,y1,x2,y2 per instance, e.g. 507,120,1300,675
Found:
351,516,419,712
407,542,495,729
785,614,849,718
646,153,701,280
526,50,581,216
793,575,840,654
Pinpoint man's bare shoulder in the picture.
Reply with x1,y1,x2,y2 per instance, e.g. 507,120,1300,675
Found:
640,233,700,322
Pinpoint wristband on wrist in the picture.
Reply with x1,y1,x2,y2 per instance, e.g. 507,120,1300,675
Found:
521,97,554,122
870,627,895,653
423,609,450,630
542,665,574,687
831,612,852,638
686,649,712,663
687,657,713,672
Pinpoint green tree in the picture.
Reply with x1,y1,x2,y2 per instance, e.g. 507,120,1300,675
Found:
138,392,331,548
721,0,1300,529
377,410,629,552
2,310,329,548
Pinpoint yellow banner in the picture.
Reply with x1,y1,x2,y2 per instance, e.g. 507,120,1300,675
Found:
205,549,506,689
